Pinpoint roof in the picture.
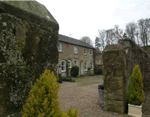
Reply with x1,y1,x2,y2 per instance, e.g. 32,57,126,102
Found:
0,1,59,30
59,34,94,49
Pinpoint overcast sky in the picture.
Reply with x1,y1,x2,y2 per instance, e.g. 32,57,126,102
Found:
37,0,150,44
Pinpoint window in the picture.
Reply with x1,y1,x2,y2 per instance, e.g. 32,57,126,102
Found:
58,43,62,52
74,46,78,54
74,60,78,66
90,62,93,70
61,60,66,72
84,62,87,71
84,48,86,54
68,60,72,68
90,50,93,54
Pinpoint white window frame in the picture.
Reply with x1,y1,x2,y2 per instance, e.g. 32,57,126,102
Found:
90,50,93,55
84,48,86,55
84,62,87,71
74,46,78,54
68,60,72,68
58,43,62,52
74,60,78,66
90,62,93,70
61,60,66,72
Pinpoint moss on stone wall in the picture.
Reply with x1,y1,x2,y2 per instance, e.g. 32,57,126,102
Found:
103,39,150,115
0,13,58,116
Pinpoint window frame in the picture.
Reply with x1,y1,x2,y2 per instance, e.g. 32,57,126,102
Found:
61,60,66,72
58,43,62,52
90,62,93,70
84,48,87,55
68,60,72,68
84,62,87,71
90,49,93,55
74,46,78,54
74,60,78,66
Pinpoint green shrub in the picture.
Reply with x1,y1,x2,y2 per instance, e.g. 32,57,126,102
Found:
127,65,145,105
94,65,103,75
22,69,78,117
71,66,79,77
67,107,78,117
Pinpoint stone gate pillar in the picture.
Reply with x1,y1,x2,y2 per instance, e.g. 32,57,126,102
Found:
0,1,59,116
103,44,127,114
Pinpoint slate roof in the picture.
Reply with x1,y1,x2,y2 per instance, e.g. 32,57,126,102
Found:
59,34,94,49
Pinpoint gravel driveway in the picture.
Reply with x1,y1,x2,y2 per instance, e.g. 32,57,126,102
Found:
58,75,130,117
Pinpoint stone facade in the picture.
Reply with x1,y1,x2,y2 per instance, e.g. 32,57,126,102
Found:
58,36,94,77
0,1,59,116
103,39,150,115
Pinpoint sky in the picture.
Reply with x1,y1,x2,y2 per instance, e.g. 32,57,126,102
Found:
37,0,150,44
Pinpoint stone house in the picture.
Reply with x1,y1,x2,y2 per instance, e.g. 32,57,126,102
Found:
57,34,94,76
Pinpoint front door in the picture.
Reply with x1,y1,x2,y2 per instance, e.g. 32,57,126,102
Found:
80,62,84,75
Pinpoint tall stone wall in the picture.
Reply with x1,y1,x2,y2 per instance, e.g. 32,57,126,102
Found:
119,39,150,91
103,38,150,114
119,39,150,115
0,1,59,116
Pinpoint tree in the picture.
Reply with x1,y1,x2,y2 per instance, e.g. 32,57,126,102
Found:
112,25,124,40
97,29,106,51
138,18,150,46
125,22,137,41
22,69,78,117
80,36,93,46
127,65,145,105
105,28,116,45
95,36,100,48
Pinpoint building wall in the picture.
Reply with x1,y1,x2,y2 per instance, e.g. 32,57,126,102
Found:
58,41,94,76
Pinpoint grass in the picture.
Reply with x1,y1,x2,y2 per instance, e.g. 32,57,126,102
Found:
61,75,104,86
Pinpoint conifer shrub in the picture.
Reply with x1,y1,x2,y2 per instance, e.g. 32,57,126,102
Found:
71,66,79,77
127,65,145,105
22,69,78,117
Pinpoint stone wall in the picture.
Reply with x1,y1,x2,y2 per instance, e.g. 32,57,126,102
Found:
119,39,150,115
0,1,59,116
119,39,150,91
103,39,150,114
103,45,127,114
